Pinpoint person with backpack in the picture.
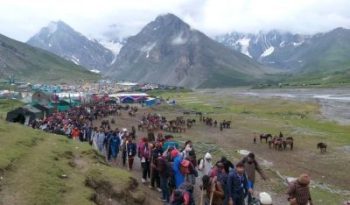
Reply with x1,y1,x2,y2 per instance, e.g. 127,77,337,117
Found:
287,173,313,205
201,175,225,205
71,127,80,140
227,162,248,205
104,129,113,161
198,152,213,178
181,141,197,185
171,182,195,205
219,156,234,173
157,154,171,203
171,149,185,188
150,142,163,191
126,137,137,170
240,152,267,204
96,128,106,155
108,130,121,166
139,138,151,183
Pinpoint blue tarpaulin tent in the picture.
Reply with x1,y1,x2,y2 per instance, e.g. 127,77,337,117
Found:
145,98,156,107
121,96,135,104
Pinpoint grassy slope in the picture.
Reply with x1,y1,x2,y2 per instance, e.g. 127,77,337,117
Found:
0,34,99,83
0,101,144,205
151,90,350,204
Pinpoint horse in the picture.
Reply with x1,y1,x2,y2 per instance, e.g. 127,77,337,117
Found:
273,138,283,151
317,142,327,153
283,137,294,150
260,134,272,143
222,121,231,128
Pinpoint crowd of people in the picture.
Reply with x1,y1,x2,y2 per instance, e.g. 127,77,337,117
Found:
89,120,313,205
27,104,313,205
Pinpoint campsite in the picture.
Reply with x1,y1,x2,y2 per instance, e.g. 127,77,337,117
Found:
1,86,349,205
1,1,350,204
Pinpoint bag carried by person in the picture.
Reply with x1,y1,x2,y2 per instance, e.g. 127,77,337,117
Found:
171,183,194,205
180,159,191,175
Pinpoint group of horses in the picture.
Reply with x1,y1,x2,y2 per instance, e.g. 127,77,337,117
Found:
137,114,197,134
200,116,231,131
258,132,328,153
258,133,294,151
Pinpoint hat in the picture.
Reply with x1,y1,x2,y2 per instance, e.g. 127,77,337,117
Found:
171,149,179,158
122,128,127,132
259,192,272,204
298,173,310,185
204,152,212,159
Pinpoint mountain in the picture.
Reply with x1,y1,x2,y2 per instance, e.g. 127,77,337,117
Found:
287,28,350,84
0,33,99,83
216,28,350,85
215,31,311,70
27,21,114,72
107,14,270,88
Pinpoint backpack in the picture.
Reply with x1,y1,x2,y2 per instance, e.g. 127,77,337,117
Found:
171,189,185,205
180,159,191,175
171,183,194,205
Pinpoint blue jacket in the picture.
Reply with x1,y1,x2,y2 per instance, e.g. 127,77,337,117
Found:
227,169,248,201
127,142,137,157
173,155,185,188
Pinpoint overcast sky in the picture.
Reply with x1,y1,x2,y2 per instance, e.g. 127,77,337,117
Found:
1,0,350,42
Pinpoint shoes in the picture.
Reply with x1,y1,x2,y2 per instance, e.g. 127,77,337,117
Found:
141,178,146,183
148,185,154,189
157,188,162,192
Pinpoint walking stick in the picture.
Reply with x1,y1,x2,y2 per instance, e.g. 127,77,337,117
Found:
209,189,214,205
200,186,204,205
209,177,216,205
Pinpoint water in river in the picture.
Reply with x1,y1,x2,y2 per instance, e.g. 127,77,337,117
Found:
238,88,350,125
202,88,350,125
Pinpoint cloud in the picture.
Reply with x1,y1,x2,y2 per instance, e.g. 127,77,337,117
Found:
0,0,350,42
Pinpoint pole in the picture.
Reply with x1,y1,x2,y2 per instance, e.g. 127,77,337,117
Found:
200,186,204,205
209,177,216,205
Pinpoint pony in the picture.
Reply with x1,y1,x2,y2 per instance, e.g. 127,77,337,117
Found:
317,142,327,153
283,137,294,150
260,134,272,143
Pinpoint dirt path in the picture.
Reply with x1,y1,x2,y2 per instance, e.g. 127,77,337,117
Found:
93,110,164,205
94,105,350,204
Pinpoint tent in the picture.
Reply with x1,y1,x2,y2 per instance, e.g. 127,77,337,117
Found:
121,96,135,104
145,98,156,107
33,104,55,117
50,100,71,112
6,105,43,125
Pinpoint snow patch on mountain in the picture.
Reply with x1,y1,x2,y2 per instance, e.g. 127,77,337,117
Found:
141,42,156,58
90,69,101,74
280,41,285,47
70,55,80,65
99,40,124,64
99,40,123,56
293,41,304,47
237,38,252,58
171,32,187,45
261,46,275,57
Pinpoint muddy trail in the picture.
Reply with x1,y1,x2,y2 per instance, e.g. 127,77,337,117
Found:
93,102,350,204
93,107,290,204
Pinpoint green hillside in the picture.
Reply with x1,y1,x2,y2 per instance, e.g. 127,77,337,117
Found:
0,34,99,83
0,101,144,205
286,28,350,86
